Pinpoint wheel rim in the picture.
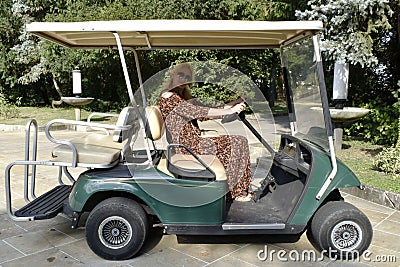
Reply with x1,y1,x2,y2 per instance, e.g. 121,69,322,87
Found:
98,216,133,249
330,220,362,251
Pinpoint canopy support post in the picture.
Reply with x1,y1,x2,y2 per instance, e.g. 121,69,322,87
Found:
132,49,146,107
313,35,338,200
113,32,153,164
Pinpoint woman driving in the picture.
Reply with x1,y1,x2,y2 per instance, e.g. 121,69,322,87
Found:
158,63,253,202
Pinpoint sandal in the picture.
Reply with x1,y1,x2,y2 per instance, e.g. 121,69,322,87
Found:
235,192,254,202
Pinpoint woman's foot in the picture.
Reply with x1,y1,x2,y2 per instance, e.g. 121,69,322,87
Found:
235,192,253,202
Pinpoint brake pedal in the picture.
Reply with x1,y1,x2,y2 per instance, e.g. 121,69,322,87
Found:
253,174,275,202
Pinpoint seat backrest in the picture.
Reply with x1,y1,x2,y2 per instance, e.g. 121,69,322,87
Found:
113,107,137,142
145,106,164,141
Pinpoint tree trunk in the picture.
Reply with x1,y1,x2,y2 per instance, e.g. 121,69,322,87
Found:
268,56,277,107
52,73,63,108
396,115,400,149
396,92,400,149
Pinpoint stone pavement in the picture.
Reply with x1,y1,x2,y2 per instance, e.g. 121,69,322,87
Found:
1,127,400,266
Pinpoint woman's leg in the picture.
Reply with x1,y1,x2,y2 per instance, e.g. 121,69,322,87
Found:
198,135,252,199
230,156,252,199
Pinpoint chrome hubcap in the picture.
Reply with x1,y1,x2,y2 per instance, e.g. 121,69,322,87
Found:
331,220,362,251
98,216,132,249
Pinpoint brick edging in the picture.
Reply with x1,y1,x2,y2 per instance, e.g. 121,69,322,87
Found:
341,186,400,210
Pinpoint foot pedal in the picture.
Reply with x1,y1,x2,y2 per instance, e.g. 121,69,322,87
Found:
253,174,275,202
15,185,71,220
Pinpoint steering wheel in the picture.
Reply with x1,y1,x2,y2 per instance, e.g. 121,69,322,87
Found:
221,111,245,123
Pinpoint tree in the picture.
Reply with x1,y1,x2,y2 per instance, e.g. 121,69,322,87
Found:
0,0,25,102
296,0,399,146
346,1,400,146
4,0,311,109
296,0,393,67
374,81,400,176
1,0,68,105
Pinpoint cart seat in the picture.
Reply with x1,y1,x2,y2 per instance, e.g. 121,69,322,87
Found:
145,106,227,181
145,105,164,141
52,144,121,165
51,107,135,166
158,154,227,181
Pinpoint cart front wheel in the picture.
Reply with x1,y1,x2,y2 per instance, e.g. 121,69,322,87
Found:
86,197,148,260
308,201,372,259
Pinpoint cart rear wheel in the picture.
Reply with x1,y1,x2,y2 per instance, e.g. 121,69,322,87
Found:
308,201,372,259
86,197,148,260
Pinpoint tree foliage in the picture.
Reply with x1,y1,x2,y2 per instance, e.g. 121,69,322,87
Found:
1,0,399,148
0,1,26,102
373,81,400,176
297,0,399,145
3,0,304,109
296,0,393,67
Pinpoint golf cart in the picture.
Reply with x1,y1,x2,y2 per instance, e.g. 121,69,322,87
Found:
5,20,372,260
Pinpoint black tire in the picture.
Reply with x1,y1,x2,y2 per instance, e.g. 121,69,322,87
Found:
306,227,321,252
85,197,148,260
308,201,372,259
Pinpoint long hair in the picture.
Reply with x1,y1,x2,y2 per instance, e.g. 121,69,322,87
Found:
161,63,193,100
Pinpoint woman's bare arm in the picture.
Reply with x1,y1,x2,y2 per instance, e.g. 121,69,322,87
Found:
207,102,246,118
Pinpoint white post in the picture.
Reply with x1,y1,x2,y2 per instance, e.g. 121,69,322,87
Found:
72,69,82,95
74,108,81,121
333,62,349,102
73,69,82,122
332,62,349,151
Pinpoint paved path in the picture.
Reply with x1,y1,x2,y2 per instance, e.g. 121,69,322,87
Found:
1,127,400,266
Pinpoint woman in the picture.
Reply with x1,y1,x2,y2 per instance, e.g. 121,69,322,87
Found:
158,63,253,201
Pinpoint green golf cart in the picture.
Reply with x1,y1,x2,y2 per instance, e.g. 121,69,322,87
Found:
5,20,372,260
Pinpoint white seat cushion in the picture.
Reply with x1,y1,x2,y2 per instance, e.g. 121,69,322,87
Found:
157,153,227,181
52,134,123,165
145,106,164,140
78,134,125,149
50,106,135,166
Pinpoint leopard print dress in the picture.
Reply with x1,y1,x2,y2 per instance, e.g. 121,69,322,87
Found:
158,92,252,198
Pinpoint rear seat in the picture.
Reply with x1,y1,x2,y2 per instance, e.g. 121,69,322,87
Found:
52,137,122,165
50,107,136,167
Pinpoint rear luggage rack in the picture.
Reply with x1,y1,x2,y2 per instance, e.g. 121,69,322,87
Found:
6,117,127,222
14,185,70,220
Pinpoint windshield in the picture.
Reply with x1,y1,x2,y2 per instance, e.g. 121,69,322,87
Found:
281,37,328,150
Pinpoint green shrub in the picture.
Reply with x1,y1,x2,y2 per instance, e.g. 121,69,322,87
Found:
373,147,400,177
372,81,400,176
0,94,20,119
345,100,399,145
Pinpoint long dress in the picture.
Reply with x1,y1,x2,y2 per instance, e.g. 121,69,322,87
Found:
158,92,252,198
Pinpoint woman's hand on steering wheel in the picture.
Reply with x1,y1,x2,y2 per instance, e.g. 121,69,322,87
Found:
222,103,246,123
231,102,246,114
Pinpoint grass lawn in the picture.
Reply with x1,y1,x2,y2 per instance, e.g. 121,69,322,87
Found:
252,99,288,115
339,137,400,194
1,106,398,194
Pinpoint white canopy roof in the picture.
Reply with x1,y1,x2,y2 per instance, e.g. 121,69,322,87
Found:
26,20,323,49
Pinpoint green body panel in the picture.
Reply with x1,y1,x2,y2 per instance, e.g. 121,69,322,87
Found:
69,165,228,224
68,140,361,227
289,143,361,225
